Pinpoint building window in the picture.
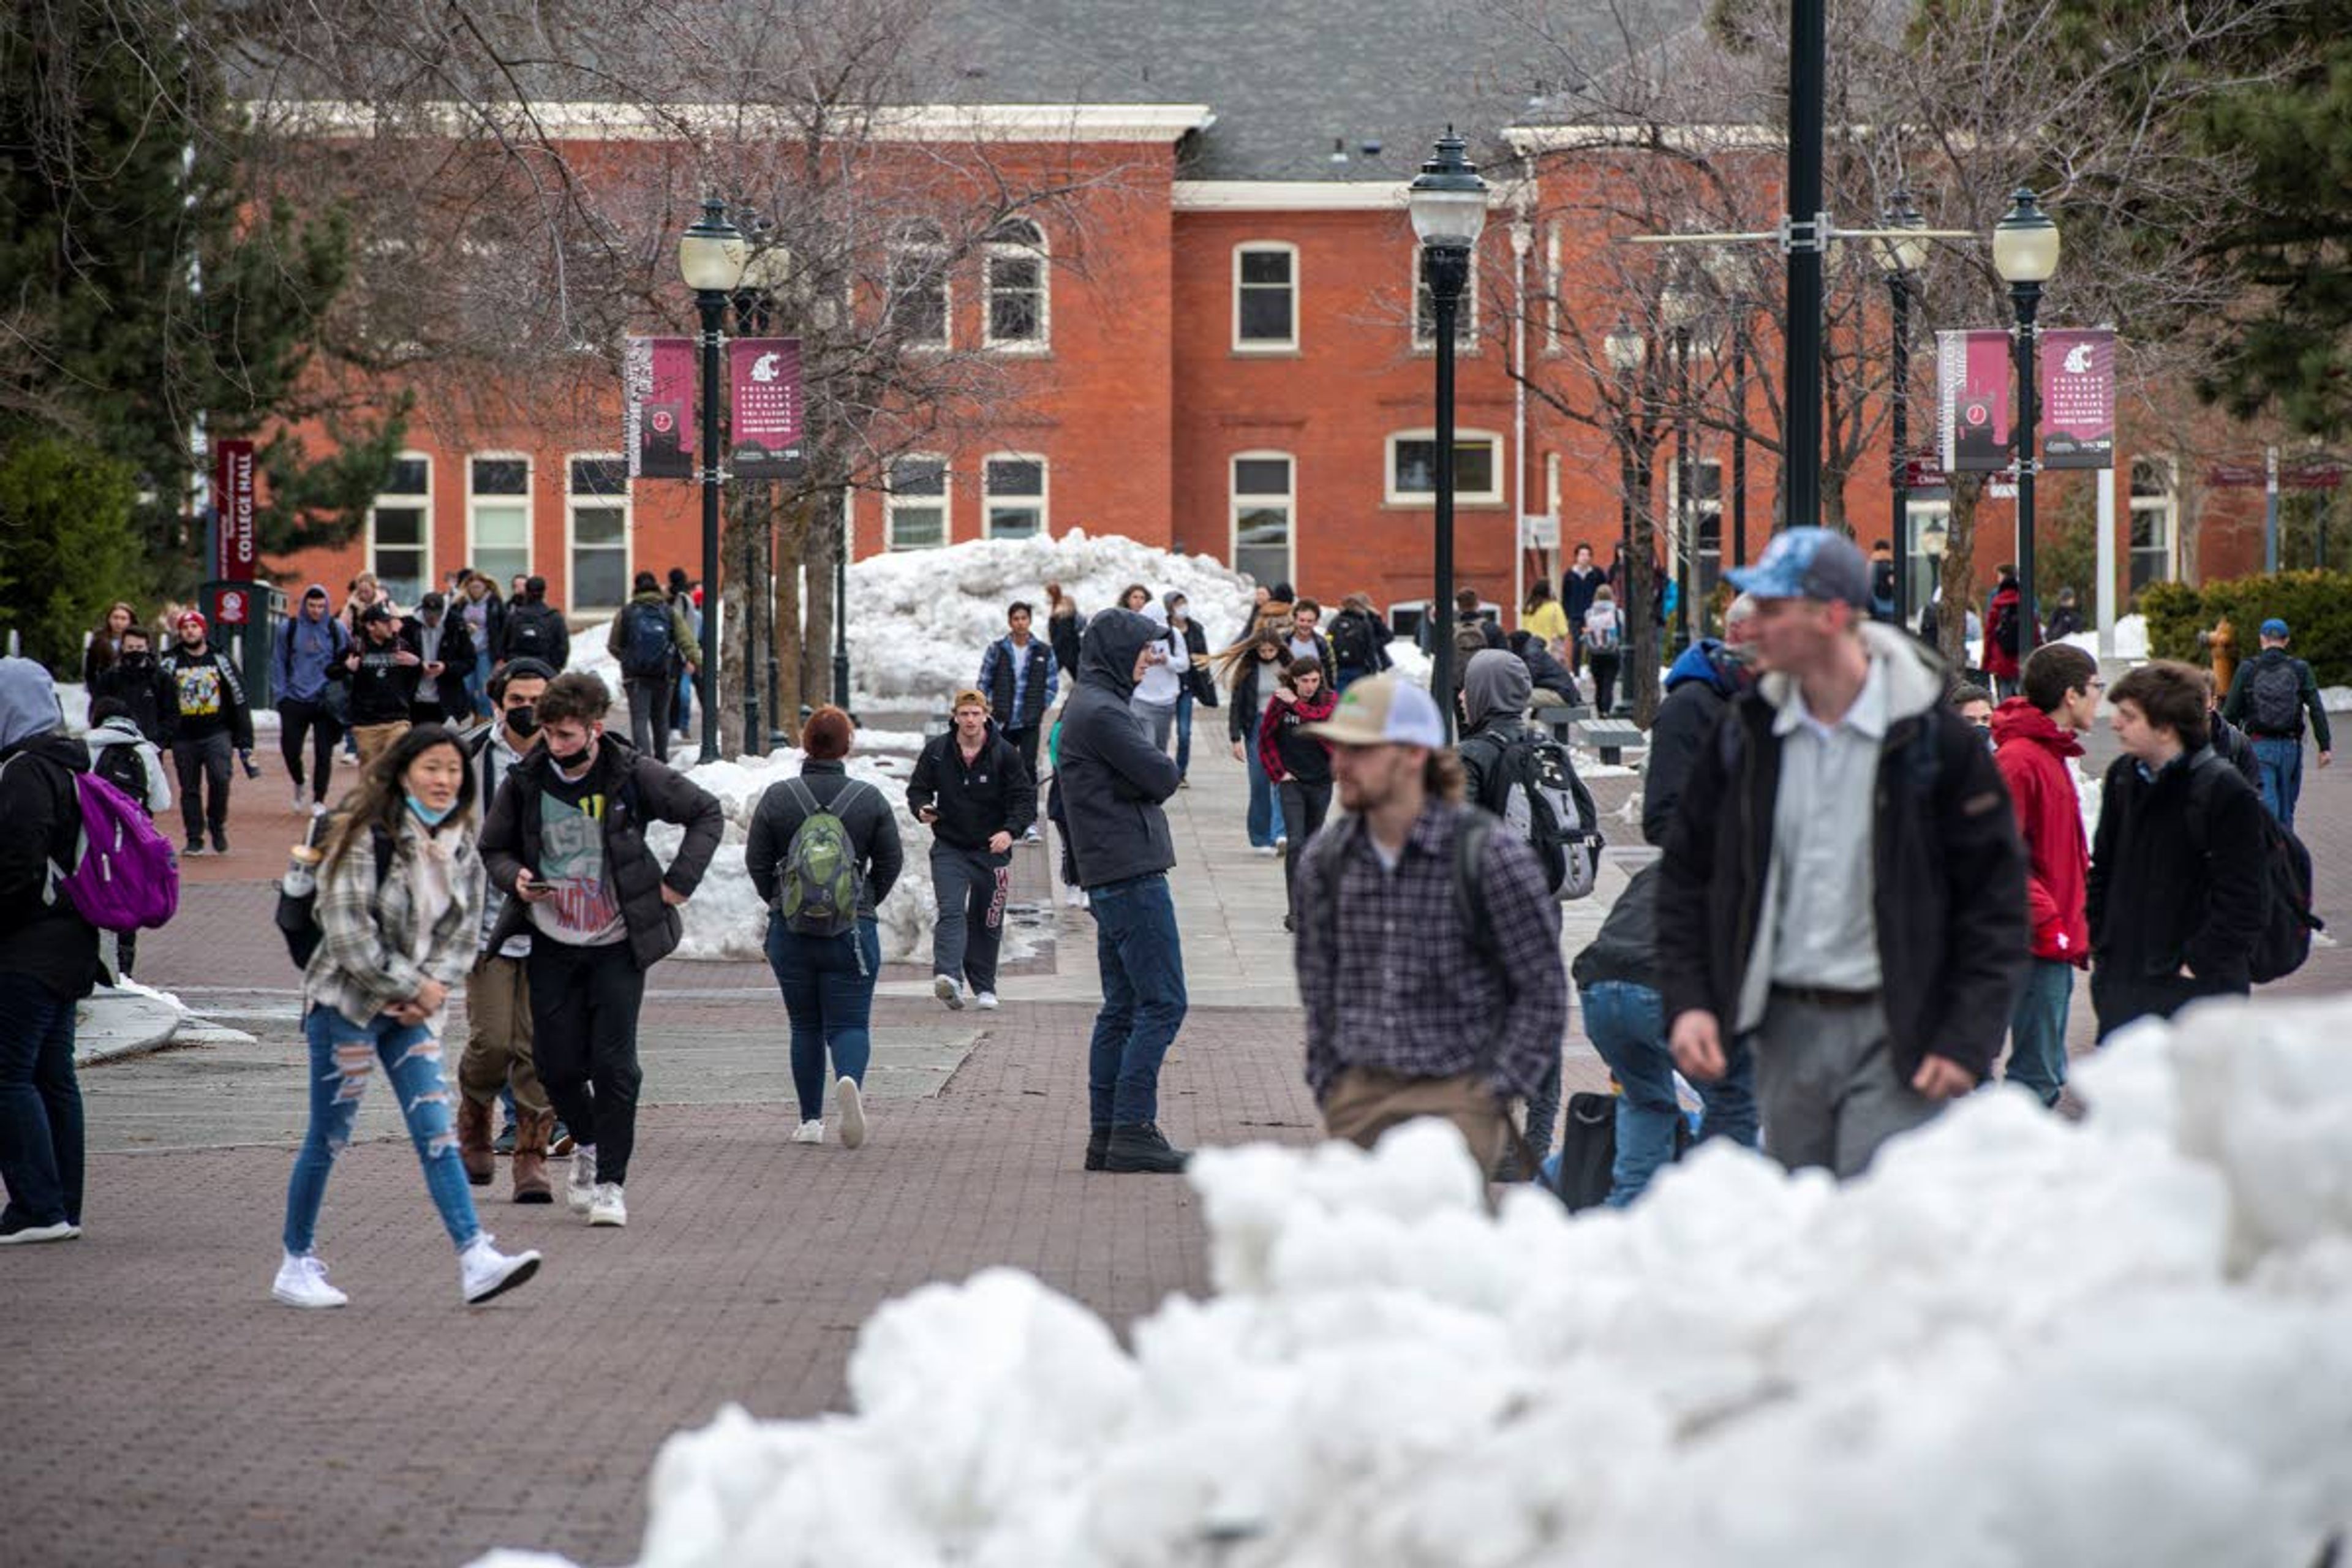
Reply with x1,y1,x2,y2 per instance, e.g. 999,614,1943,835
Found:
1231,452,1294,589
983,219,1048,350
568,455,630,612
1668,458,1725,617
889,225,950,349
983,455,1047,538
1234,243,1297,350
467,454,532,592
368,454,431,607
1542,222,1564,354
1412,247,1478,351
2130,455,2177,595
1385,430,1503,505
886,454,949,549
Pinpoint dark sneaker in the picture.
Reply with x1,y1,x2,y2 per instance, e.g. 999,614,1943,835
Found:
1085,1126,1109,1171
210,829,229,854
183,839,205,858
0,1213,80,1245
493,1121,519,1156
1104,1123,1189,1174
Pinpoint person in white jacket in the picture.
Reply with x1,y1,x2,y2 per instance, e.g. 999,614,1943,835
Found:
1128,601,1188,753
83,697,172,980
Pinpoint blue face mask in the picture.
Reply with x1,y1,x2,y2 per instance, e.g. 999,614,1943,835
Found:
405,793,456,827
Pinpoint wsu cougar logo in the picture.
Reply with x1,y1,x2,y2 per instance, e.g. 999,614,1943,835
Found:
2062,343,2094,375
752,352,783,383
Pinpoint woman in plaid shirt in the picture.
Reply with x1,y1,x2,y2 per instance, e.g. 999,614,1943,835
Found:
271,725,543,1311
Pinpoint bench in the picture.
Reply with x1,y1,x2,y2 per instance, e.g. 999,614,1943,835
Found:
1574,720,1648,767
1529,698,1591,745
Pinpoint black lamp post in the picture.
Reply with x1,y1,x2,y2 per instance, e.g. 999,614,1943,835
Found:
1662,281,1697,643
1605,315,1646,715
1875,189,1929,628
1993,187,2061,665
1409,130,1488,742
733,215,790,757
678,196,745,764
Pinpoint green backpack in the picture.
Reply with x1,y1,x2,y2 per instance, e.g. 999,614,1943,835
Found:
779,777,870,937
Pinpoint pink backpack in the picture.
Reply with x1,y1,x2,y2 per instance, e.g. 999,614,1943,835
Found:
58,771,181,933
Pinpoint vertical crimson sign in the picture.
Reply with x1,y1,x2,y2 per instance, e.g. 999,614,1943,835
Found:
2039,328,2116,469
624,336,695,479
1937,330,2013,474
214,438,256,581
728,338,805,478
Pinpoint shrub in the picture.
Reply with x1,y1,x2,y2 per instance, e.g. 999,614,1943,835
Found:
0,437,143,671
2139,571,2352,686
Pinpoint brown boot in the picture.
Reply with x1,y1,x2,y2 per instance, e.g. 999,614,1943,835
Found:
511,1109,555,1205
458,1097,495,1186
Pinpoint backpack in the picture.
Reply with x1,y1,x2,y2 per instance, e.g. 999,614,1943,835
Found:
1330,611,1377,672
2247,657,2305,737
92,741,151,806
777,777,870,937
620,601,675,679
1463,729,1603,900
1452,622,1491,669
507,606,552,659
1585,611,1622,655
2187,752,2322,984
47,769,181,935
276,821,394,968
1991,598,2022,657
1869,559,1896,618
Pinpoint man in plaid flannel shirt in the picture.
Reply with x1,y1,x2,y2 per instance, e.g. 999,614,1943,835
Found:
1294,674,1569,1168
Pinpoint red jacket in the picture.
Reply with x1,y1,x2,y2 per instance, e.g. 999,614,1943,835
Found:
1992,696,2091,965
1985,583,2029,679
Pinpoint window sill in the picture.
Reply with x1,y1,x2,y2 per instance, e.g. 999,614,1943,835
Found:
1381,498,1508,511
982,342,1053,358
1231,344,1303,358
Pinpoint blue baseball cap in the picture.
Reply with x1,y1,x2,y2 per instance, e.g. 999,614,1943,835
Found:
1726,527,1872,608
2261,618,2290,639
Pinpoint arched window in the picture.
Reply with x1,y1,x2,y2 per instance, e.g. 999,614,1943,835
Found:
984,218,1049,350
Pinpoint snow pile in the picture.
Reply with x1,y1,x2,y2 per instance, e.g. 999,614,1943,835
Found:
478,992,2352,1568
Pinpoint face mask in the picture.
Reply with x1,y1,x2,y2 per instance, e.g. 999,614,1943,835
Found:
505,705,538,738
405,793,456,827
547,742,591,772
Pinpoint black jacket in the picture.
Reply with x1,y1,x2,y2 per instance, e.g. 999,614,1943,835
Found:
92,654,178,746
1047,605,1085,677
0,728,102,1000
980,634,1057,732
1644,643,1744,848
498,600,571,671
478,736,724,970
158,644,254,749
1058,609,1181,888
2210,713,2263,788
908,726,1037,851
2087,747,2266,993
405,615,477,722
1327,607,1393,676
746,759,904,919
1506,630,1578,705
1175,620,1219,706
1572,860,1660,990
1656,631,2029,1082
341,633,423,726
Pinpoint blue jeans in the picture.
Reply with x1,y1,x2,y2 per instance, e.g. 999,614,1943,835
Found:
284,1005,480,1255
468,648,494,719
766,915,880,1121
676,666,696,737
1245,739,1286,848
1696,1044,1759,1149
2006,957,2075,1106
1087,874,1188,1127
1580,981,1681,1207
0,974,83,1228
2252,734,2304,828
1175,691,1194,780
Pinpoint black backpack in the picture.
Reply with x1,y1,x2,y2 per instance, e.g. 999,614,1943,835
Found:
2248,657,2306,736
1548,1091,1694,1212
1991,598,2023,656
2186,751,2322,984
92,741,151,807
619,601,675,678
1330,611,1377,671
1460,729,1603,900
276,820,396,968
507,606,552,659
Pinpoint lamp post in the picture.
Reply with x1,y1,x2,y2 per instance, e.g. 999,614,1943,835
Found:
1993,187,2060,665
1661,281,1697,643
1605,315,1646,714
733,216,790,756
1875,190,1929,629
678,196,746,763
1409,130,1488,741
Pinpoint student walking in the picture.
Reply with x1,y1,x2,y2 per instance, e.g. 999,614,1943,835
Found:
1044,580,1087,679
1257,657,1335,932
1561,543,1605,674
276,586,350,814
1129,602,1188,755
83,602,138,690
160,610,255,856
1521,580,1572,663
1326,593,1394,692
1581,586,1626,715
1220,625,1291,854
609,571,701,764
979,599,1057,793
91,624,175,746
2222,617,2333,829
910,690,1034,1010
341,603,422,768
81,698,172,981
1165,592,1215,786
405,593,477,730
748,707,903,1147
273,725,543,1308
457,571,505,720
497,576,570,673
1991,644,2101,1106
477,673,723,1228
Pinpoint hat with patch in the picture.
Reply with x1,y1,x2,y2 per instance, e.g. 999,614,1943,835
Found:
1300,673,1447,749
1726,526,1872,608
2261,617,2290,639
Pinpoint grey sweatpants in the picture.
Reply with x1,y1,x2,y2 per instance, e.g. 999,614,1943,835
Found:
1754,992,1943,1180
930,842,1011,995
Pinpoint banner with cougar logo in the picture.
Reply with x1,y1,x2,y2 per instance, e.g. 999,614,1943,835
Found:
2040,328,2116,470
729,338,806,480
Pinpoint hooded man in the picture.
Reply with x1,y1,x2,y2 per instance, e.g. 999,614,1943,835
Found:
1058,609,1189,1175
0,657,99,1242
1643,595,1760,848
159,609,254,856
274,585,350,813
90,624,175,747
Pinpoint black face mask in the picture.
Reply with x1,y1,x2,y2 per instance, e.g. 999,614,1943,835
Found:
119,650,152,666
504,705,538,738
546,742,590,772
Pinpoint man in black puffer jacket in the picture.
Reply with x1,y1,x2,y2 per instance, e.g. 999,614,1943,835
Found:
1642,595,1758,848
1058,608,1188,1175
908,690,1036,1011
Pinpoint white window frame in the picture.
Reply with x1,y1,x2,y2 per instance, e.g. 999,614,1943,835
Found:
366,451,433,605
981,453,1049,539
1384,428,1504,506
1542,222,1564,355
2129,454,2179,590
1229,450,1296,590
885,453,951,551
1232,241,1299,352
889,238,952,350
466,452,533,591
565,453,631,612
1667,456,1726,624
982,219,1050,353
1411,246,1479,352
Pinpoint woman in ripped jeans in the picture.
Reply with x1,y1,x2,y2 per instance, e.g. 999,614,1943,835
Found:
272,724,543,1310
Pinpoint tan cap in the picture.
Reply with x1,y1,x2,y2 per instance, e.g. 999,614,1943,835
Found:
1300,673,1447,748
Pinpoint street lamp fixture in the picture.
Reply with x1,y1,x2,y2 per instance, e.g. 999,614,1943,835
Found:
1408,130,1487,739
1993,187,2060,666
1878,187,1928,628
679,195,743,763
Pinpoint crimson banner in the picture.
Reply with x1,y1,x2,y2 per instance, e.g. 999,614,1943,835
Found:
624,336,694,480
214,438,256,581
1938,330,2013,473
728,338,805,479
2041,329,2116,469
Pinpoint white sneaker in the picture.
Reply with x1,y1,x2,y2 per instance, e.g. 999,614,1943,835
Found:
1063,886,1086,907
974,990,999,1011
934,973,965,1011
589,1183,627,1227
459,1234,541,1304
792,1119,825,1145
837,1076,867,1150
311,801,329,818
1275,835,1289,855
291,786,309,813
271,1251,348,1309
1254,843,1278,858
1020,825,1042,843
565,1144,598,1213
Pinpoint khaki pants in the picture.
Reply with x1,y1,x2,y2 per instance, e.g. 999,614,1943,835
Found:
1321,1066,1507,1172
459,952,548,1114
352,720,411,769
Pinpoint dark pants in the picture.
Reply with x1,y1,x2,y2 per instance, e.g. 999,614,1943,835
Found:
526,940,647,1186
1087,873,1188,1128
277,699,340,799
0,973,83,1228
765,915,880,1122
1276,777,1332,922
625,676,675,764
171,733,232,843
1588,653,1623,717
931,843,1010,994
2091,970,2242,1042
1002,725,1042,793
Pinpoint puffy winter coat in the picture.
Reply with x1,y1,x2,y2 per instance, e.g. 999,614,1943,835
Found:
1057,609,1180,889
1991,697,2092,965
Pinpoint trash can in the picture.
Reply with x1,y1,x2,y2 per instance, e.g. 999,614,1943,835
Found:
200,581,287,706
